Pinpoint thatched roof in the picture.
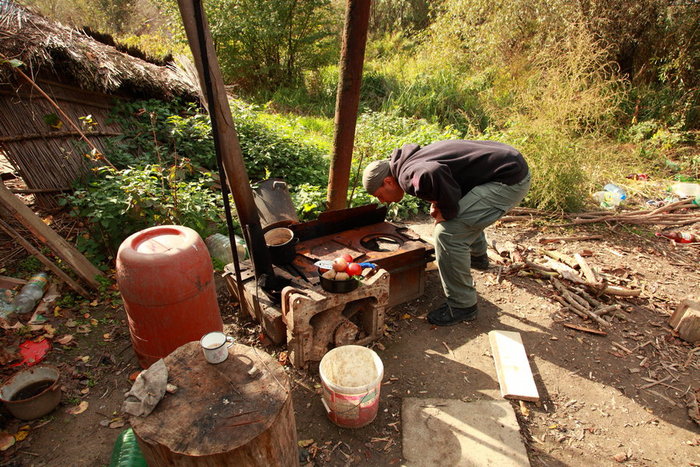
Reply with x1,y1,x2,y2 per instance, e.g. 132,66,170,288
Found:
0,3,198,101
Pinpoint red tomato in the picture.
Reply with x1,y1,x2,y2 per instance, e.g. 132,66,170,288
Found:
341,254,353,263
346,262,362,276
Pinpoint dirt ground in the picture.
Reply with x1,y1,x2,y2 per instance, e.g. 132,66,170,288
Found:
1,212,699,466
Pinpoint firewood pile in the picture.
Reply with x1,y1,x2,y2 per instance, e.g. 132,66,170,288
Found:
488,239,645,335
504,198,699,227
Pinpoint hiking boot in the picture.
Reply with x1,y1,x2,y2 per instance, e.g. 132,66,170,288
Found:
470,254,490,271
427,303,478,326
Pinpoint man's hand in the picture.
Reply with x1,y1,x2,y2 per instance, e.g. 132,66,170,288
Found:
430,203,445,223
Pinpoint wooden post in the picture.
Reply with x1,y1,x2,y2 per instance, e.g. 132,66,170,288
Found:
327,0,371,211
130,342,299,466
0,182,103,289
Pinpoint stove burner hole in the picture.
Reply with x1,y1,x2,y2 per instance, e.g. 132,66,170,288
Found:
360,234,401,252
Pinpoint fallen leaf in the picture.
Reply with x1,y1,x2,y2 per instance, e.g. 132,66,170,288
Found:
14,430,29,442
66,401,88,415
103,333,112,341
76,356,90,363
298,439,314,447
65,319,77,328
76,325,91,334
83,313,91,319
99,420,110,427
0,432,14,451
90,319,98,326
53,306,62,317
56,335,74,345
90,300,99,307
401,313,412,319
129,371,142,382
80,388,90,395
109,420,125,429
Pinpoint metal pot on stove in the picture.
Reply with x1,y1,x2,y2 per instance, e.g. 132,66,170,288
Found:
264,227,298,265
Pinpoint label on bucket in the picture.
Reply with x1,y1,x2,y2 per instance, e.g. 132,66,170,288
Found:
322,383,380,428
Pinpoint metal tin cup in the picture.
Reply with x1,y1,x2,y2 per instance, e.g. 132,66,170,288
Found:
200,332,234,364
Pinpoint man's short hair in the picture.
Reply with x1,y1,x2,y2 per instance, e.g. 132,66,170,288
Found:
362,160,391,194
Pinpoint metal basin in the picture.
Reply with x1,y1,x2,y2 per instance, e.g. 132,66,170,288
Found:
0,365,61,420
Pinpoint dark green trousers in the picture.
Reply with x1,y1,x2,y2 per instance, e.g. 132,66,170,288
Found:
434,172,531,308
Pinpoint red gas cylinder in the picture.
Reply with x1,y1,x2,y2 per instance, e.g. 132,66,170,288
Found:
116,225,223,368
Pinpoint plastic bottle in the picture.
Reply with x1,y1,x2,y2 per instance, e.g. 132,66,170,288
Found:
12,272,49,314
205,233,248,264
593,190,624,208
670,182,700,198
603,183,627,200
655,231,699,243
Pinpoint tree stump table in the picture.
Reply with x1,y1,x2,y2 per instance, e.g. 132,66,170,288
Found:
129,341,298,466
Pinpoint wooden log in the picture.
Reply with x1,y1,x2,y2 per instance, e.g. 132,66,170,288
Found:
574,253,599,285
539,235,604,244
562,323,608,336
130,342,299,466
552,278,610,328
0,183,104,289
669,297,700,344
0,218,90,297
540,249,578,269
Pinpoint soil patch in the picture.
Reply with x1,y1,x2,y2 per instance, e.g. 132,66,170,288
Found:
2,215,699,466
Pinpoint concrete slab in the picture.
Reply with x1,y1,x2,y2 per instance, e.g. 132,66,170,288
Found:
402,398,530,467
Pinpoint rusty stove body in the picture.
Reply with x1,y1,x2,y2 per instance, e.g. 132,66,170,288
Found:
225,204,434,368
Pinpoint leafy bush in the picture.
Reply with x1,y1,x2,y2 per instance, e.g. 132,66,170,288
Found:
61,164,224,259
231,101,330,187
105,99,216,170
495,129,588,212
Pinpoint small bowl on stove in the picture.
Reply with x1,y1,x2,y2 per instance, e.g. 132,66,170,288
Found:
318,269,360,293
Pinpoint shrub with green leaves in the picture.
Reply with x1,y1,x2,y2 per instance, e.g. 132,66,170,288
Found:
61,164,224,260
105,99,216,170
231,101,330,186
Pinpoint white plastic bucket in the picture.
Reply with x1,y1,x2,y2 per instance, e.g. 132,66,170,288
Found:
319,345,383,428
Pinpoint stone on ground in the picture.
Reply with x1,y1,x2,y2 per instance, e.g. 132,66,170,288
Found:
402,398,529,466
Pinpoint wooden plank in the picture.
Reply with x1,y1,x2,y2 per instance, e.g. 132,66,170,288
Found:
0,183,103,289
0,218,90,297
0,275,27,289
489,330,540,402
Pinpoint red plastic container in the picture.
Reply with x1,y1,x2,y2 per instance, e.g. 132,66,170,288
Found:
116,226,223,368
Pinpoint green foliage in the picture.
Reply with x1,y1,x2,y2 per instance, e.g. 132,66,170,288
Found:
104,99,330,188
354,111,462,161
231,101,330,187
104,99,216,170
156,0,341,91
16,256,43,275
369,0,433,34
61,164,224,258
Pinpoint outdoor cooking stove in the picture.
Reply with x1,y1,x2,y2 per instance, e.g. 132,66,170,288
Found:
224,204,434,368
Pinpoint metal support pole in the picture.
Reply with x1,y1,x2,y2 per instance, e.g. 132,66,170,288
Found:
327,0,371,211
